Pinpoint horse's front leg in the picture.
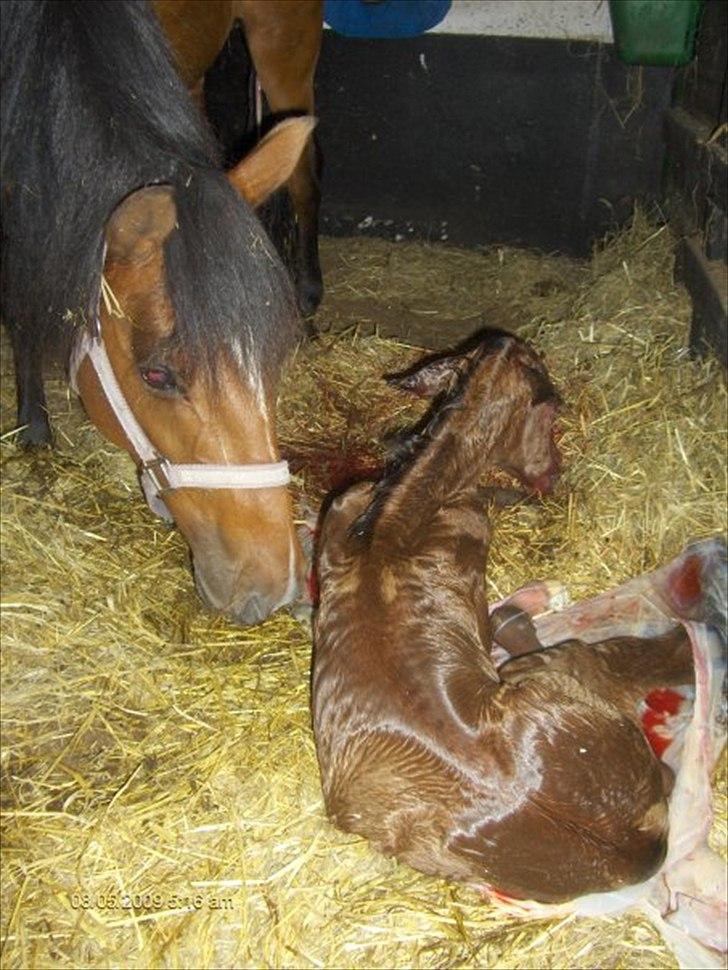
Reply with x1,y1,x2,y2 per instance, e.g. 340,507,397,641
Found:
10,327,52,447
240,0,324,318
286,134,323,320
490,603,544,656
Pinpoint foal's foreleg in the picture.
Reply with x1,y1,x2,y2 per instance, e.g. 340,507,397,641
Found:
490,581,569,657
491,604,543,656
581,628,694,697
10,327,52,447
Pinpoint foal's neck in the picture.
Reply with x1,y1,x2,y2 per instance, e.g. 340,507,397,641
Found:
369,389,513,554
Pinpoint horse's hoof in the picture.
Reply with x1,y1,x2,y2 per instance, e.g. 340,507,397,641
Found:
18,420,53,449
296,275,323,318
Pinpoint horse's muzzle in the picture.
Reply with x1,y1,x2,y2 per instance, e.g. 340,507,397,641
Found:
193,557,302,627
233,593,274,626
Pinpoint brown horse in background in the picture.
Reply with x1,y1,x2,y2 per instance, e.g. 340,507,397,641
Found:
154,0,325,317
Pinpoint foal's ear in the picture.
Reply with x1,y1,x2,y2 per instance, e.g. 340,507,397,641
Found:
387,331,512,397
227,116,316,207
105,185,177,263
386,353,469,398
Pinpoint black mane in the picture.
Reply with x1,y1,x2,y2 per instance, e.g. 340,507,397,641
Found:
348,391,467,540
1,0,297,380
349,330,545,541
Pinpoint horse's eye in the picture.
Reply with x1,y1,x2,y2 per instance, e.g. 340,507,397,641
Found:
140,365,180,393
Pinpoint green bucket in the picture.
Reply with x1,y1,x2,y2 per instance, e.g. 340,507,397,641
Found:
609,0,704,65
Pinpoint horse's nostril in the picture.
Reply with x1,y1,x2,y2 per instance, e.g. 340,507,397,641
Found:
236,594,270,627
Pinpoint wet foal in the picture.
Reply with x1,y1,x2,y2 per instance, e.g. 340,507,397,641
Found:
312,331,694,902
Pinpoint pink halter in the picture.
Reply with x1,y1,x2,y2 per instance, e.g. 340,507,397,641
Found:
69,320,290,522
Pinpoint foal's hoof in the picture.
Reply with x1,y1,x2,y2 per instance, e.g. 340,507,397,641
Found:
491,604,542,656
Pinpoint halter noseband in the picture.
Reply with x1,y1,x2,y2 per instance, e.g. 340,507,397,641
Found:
69,320,290,522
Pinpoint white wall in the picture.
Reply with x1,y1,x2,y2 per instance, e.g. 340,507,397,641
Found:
400,0,613,42
323,1,614,42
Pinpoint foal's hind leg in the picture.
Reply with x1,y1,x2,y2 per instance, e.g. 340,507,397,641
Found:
241,0,324,318
500,627,694,711
500,626,694,796
10,327,52,447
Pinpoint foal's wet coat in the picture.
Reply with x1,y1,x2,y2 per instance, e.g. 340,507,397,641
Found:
312,331,694,902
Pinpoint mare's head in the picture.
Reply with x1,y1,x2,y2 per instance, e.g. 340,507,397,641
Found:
75,120,313,625
387,330,563,494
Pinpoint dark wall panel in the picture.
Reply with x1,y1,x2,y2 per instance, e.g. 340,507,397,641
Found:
315,33,673,256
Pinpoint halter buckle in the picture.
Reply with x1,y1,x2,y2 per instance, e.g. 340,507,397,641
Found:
142,457,172,495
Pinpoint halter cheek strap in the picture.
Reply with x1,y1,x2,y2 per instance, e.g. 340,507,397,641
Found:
69,323,290,522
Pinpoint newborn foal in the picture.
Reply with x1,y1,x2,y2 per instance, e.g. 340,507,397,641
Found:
312,331,693,903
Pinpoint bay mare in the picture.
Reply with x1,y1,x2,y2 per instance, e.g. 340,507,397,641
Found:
1,0,313,624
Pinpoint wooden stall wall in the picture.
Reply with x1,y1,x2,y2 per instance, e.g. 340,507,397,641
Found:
205,1,675,259
666,0,728,365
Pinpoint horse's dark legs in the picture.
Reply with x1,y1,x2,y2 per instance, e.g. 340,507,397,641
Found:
289,131,323,318
9,327,52,447
241,0,325,319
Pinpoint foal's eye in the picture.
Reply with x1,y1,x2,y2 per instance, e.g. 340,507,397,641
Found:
140,365,180,394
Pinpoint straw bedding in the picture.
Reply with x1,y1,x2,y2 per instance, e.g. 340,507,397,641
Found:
1,211,726,969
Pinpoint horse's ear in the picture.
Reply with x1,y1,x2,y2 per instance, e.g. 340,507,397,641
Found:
227,116,316,207
105,186,177,263
386,354,470,398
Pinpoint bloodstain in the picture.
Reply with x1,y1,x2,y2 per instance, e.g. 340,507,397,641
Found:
641,709,671,758
645,687,684,716
489,886,522,903
667,554,702,612
641,688,685,758
307,567,319,607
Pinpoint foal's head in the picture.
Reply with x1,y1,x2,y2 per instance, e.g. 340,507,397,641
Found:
388,330,563,494
75,120,313,625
